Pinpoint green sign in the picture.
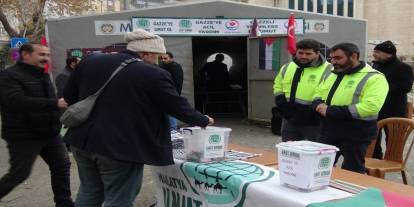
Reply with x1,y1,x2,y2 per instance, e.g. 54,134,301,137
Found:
179,19,192,28
209,135,221,144
136,19,150,28
70,50,83,57
318,157,331,169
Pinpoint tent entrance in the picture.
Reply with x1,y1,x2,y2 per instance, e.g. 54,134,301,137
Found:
192,37,247,117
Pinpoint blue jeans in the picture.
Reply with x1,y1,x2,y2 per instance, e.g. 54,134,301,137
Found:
169,116,177,131
72,148,144,207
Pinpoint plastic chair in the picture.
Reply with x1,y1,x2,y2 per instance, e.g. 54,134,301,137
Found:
365,138,377,158
365,118,414,184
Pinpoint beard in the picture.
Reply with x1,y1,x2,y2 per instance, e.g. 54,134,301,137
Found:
333,59,353,73
293,56,319,68
297,58,312,65
373,57,389,64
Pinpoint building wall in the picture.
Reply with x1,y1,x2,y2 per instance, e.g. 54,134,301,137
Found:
276,0,356,18
272,0,414,62
364,0,414,61
250,0,274,7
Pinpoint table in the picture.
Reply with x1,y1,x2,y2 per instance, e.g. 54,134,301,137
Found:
228,143,277,166
153,159,351,207
154,143,414,207
228,143,414,197
332,168,414,197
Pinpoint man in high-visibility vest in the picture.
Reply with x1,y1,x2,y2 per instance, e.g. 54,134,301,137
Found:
312,43,389,173
273,39,332,141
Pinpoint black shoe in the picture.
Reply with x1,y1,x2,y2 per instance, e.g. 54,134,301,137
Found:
56,201,74,207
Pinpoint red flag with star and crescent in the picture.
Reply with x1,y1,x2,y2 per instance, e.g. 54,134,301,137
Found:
287,13,296,55
40,36,50,73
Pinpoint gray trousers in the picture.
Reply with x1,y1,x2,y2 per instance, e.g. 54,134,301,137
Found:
281,119,320,142
72,147,144,207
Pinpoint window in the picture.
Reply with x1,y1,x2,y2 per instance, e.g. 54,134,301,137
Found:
327,0,333,14
318,42,330,61
289,0,295,9
348,0,354,17
337,0,344,16
298,0,304,10
307,0,314,12
317,0,323,13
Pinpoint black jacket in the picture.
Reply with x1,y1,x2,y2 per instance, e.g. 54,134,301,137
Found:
55,67,73,98
0,62,61,140
200,61,230,90
373,57,413,119
63,50,209,165
159,61,183,95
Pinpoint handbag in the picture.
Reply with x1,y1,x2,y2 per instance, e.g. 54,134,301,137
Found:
60,58,140,127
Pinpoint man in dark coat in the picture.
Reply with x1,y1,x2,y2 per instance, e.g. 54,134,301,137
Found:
160,52,184,130
0,43,73,207
55,56,80,98
200,53,230,91
63,29,214,206
372,41,414,159
55,57,80,152
159,52,183,95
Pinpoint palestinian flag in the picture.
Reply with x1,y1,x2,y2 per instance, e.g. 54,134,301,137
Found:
259,37,281,71
308,188,414,207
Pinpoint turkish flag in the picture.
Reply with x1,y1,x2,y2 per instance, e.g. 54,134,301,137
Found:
250,17,261,37
40,36,50,73
287,13,296,55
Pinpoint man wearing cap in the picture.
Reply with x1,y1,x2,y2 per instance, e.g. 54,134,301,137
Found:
372,41,413,159
63,29,214,206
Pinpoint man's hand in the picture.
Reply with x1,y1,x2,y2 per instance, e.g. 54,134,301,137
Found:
315,103,328,117
206,115,214,126
57,98,68,109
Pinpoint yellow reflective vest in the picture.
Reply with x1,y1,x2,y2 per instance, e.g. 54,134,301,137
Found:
273,60,332,125
314,64,389,120
273,61,332,105
313,63,389,142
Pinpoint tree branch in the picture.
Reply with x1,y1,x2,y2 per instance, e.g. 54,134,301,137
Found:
30,0,47,40
0,6,19,37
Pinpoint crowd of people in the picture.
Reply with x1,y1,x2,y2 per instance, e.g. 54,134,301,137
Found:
0,29,412,207
0,29,213,207
273,39,413,173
